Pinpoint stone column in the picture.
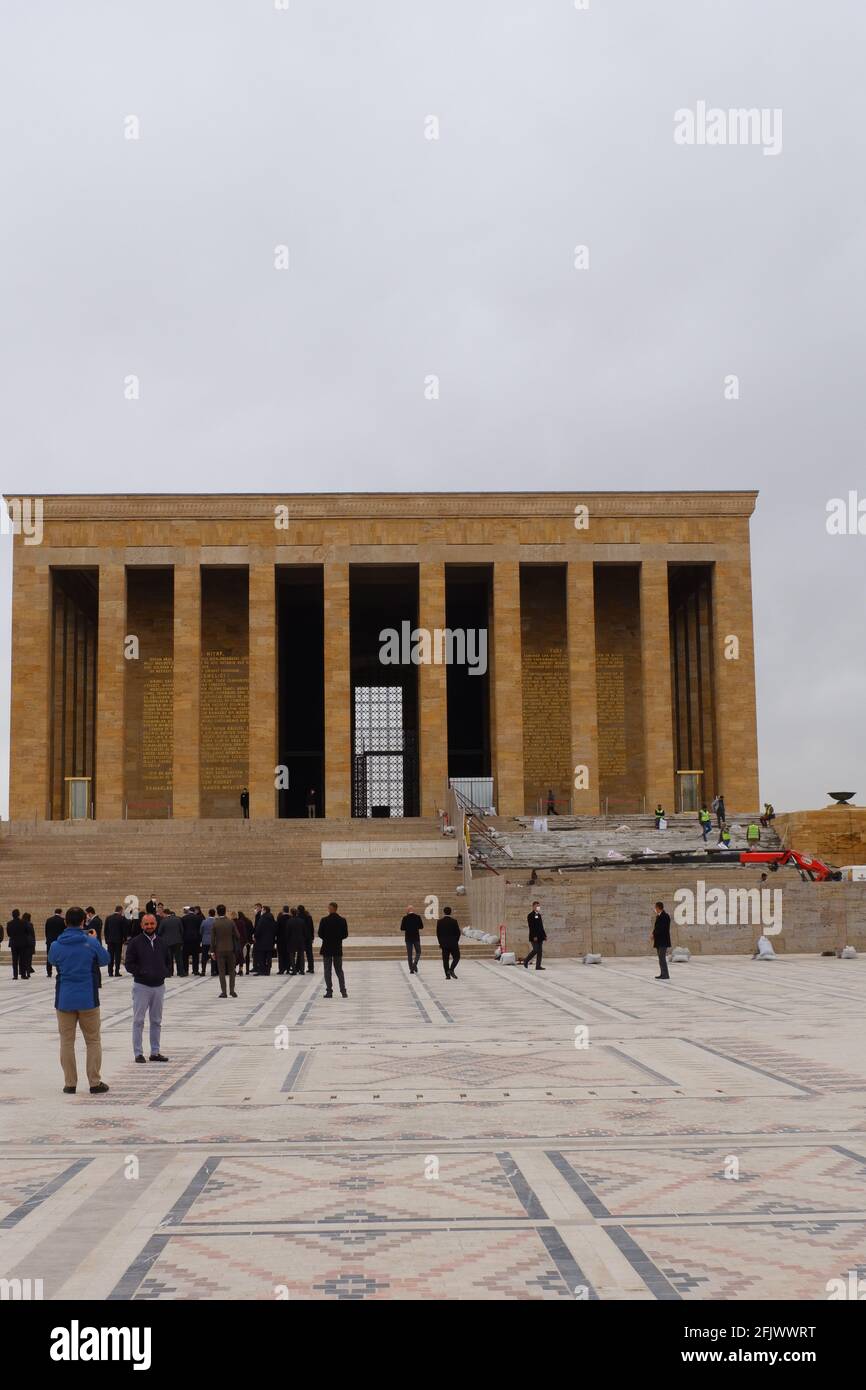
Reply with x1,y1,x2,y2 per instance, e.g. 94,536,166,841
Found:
492,561,525,816
95,563,126,819
248,562,277,818
418,561,449,817
323,563,351,819
9,559,51,820
711,555,760,812
639,559,675,812
567,561,600,812
172,563,200,818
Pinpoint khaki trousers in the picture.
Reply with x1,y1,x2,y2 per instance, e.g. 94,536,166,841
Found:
56,1008,103,1087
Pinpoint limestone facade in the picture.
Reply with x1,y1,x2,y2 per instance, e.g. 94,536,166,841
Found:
6,492,761,821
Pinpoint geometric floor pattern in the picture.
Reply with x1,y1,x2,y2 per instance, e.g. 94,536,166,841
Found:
1,955,865,1299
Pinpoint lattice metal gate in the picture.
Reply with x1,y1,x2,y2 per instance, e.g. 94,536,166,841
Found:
351,685,418,817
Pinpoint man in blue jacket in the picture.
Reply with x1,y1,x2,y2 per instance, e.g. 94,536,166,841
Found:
47,906,111,1095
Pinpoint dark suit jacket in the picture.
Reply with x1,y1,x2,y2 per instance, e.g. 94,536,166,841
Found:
318,914,348,954
436,916,460,947
104,912,128,944
254,913,276,951
527,911,546,942
400,913,423,939
45,914,66,947
652,911,671,948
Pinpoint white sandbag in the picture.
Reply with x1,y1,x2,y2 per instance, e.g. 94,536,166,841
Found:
481,933,497,944
455,885,466,895
499,951,517,965
606,849,627,860
841,945,857,959
670,946,690,963
657,817,667,830
583,952,602,965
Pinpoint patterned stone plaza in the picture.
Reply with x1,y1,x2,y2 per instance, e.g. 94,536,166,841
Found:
1,955,864,1301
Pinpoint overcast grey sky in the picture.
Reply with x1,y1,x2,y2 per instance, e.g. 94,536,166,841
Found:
1,0,864,817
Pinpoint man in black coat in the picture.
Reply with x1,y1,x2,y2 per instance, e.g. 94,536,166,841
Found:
157,910,184,976
252,908,276,974
318,903,348,998
85,907,103,943
522,901,546,971
652,901,671,980
44,908,66,977
436,906,461,979
240,787,250,819
181,907,203,975
297,905,315,974
287,909,307,975
104,906,128,978
7,910,31,980
275,906,292,974
400,905,424,974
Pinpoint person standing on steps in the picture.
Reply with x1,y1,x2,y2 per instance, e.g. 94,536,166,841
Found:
522,901,546,971
48,906,111,1095
436,906,461,979
652,901,671,981
45,908,66,977
318,902,348,998
212,906,240,997
400,904,423,973
124,912,171,1062
240,787,250,819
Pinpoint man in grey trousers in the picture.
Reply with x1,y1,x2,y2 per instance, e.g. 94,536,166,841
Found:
124,913,171,1062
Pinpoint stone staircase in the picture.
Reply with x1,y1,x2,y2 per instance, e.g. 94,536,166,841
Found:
0,817,489,960
473,812,783,870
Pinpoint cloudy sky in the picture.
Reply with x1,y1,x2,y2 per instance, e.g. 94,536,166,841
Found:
1,0,864,817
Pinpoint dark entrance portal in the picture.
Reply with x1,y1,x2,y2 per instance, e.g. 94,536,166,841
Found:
445,566,491,780
277,567,324,817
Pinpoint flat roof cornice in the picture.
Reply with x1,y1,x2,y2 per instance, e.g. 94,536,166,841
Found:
12,491,759,522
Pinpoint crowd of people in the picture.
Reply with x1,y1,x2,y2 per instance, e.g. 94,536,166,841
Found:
1,896,481,1093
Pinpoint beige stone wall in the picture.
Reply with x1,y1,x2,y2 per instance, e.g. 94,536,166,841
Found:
503,873,866,957
775,807,866,867
8,493,761,822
